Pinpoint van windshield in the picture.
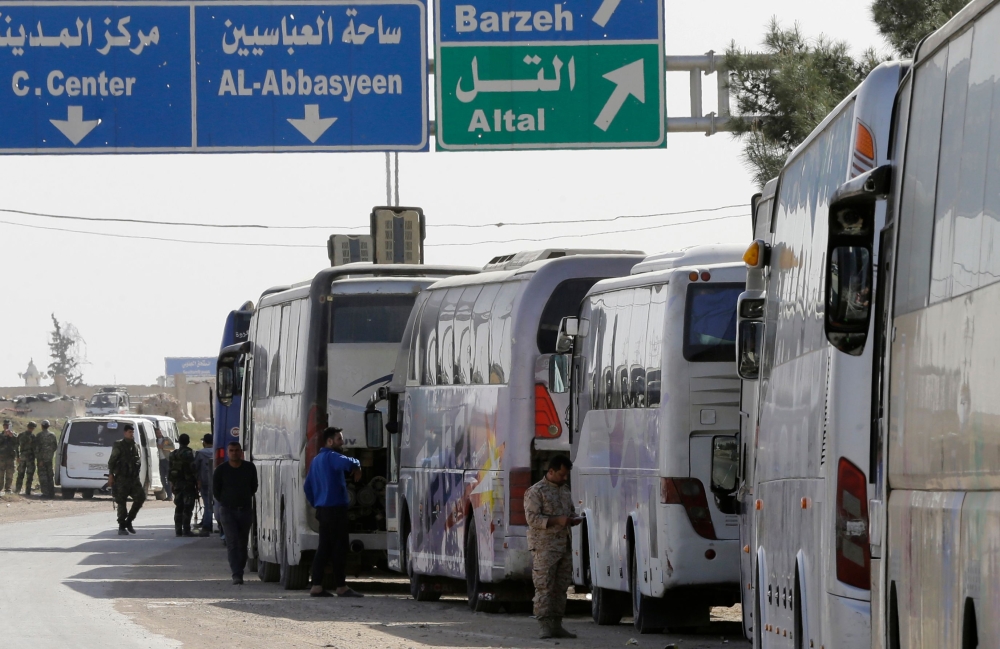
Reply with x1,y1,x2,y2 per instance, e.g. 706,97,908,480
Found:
68,421,126,447
89,394,118,407
330,294,417,343
684,283,743,362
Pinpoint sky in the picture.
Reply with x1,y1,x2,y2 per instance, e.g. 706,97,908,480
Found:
0,0,887,387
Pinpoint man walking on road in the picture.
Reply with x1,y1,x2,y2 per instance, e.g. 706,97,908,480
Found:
524,455,582,639
193,433,215,537
156,427,175,502
214,441,257,585
33,420,58,499
0,420,18,494
304,427,364,598
169,433,198,537
15,421,36,495
108,423,145,535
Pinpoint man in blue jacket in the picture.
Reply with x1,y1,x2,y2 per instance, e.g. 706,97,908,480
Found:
304,426,363,597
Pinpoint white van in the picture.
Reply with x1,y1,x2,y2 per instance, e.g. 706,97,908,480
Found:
56,417,167,500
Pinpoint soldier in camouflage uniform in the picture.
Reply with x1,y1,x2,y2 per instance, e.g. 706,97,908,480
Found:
0,420,18,493
524,455,582,639
168,433,198,537
15,421,36,495
32,420,59,498
108,423,145,535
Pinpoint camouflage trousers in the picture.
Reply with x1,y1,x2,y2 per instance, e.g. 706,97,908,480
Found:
173,486,197,534
531,540,573,619
36,457,55,497
114,481,146,527
15,457,34,493
0,457,14,492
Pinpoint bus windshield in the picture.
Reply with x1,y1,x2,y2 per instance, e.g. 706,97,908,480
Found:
684,283,742,362
68,421,124,447
330,294,418,343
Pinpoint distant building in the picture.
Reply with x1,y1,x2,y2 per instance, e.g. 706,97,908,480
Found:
18,359,41,387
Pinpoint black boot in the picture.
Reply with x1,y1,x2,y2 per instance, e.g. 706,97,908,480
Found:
118,526,129,536
125,517,137,534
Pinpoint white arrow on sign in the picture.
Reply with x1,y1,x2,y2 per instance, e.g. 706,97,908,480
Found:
287,104,337,143
50,106,100,145
594,59,645,132
592,0,622,27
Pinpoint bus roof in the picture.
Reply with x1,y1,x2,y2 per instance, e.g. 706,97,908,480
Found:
630,244,747,275
483,248,644,271
917,0,990,64
426,253,645,291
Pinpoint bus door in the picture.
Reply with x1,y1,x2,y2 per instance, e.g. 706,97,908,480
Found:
386,391,404,572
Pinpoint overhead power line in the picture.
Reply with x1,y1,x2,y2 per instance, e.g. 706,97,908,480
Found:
0,203,747,231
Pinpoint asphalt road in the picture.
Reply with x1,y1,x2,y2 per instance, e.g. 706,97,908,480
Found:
0,504,747,648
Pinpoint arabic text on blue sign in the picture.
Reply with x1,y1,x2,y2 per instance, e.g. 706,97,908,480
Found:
0,1,427,153
165,357,217,377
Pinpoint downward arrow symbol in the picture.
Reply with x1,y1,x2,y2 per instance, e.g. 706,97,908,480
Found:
594,59,645,132
50,106,100,145
287,104,337,143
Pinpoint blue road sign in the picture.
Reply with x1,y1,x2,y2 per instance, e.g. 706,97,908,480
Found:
0,1,427,153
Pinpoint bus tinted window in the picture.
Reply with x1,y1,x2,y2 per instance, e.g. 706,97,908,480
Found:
438,288,462,385
253,307,272,399
419,291,444,385
69,421,123,447
537,278,602,354
628,288,651,408
471,284,500,384
646,285,666,406
330,294,417,344
612,290,633,408
489,283,519,384
684,284,742,362
455,286,481,385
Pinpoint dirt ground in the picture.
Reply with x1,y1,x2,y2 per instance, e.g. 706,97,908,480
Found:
0,491,173,524
109,535,746,649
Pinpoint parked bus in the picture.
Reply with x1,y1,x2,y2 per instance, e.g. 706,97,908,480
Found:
213,302,255,468
217,264,478,589
735,180,778,640
825,3,1000,646
562,245,745,633
377,253,643,610
735,60,905,649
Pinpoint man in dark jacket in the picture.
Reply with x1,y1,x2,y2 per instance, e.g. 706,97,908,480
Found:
303,427,363,597
108,423,144,535
169,433,198,537
193,433,215,536
213,441,257,584
0,420,18,493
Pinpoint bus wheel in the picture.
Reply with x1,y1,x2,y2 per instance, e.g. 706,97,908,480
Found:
465,523,500,613
80,489,95,500
61,489,76,499
246,523,259,573
592,585,624,625
629,544,663,634
406,529,440,602
258,558,280,582
279,513,310,590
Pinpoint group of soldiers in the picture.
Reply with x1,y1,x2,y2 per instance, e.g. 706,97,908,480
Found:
0,419,59,497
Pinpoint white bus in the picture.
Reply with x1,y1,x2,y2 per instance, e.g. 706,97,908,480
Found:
735,179,778,640
735,60,905,649
828,3,1000,646
217,263,477,589
564,245,746,633
377,252,643,610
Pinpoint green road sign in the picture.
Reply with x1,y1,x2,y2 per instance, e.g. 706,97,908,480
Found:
434,0,665,150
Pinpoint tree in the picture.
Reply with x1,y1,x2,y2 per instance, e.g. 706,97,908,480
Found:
726,19,881,187
871,0,966,56
48,314,85,385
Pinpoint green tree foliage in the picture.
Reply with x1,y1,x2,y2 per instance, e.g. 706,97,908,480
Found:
726,19,881,187
48,314,84,385
871,0,966,56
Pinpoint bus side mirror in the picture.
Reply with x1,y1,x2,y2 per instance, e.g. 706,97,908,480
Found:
217,365,235,407
365,410,384,448
736,293,765,380
556,317,590,353
824,165,889,356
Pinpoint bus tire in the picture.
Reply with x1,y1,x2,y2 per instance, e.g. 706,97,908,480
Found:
279,512,310,590
61,488,76,499
258,559,280,582
629,542,663,634
405,526,440,602
465,523,500,613
246,524,259,573
592,586,624,625
81,489,95,500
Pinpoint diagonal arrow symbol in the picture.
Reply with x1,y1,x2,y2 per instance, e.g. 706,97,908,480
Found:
594,59,645,132
50,106,100,145
287,104,337,143
592,0,622,27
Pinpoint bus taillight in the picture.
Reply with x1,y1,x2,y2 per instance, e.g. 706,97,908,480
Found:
534,384,562,438
835,458,870,589
508,468,533,526
215,447,227,468
660,477,717,540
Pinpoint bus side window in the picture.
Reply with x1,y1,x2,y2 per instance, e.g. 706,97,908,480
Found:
645,285,667,407
438,288,462,385
409,295,427,384
277,303,294,395
601,292,618,409
253,307,273,400
419,291,444,386
628,288,651,408
489,283,519,384
471,284,500,384
612,289,633,409
589,296,605,410
455,286,481,385
268,306,283,397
